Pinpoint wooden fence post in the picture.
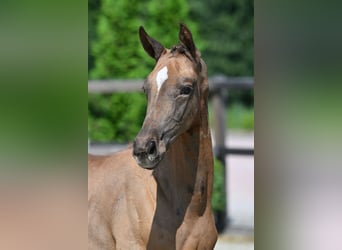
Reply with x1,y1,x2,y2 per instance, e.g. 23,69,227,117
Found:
212,87,228,232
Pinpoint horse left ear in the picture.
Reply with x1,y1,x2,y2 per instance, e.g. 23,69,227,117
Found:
179,23,198,61
139,26,165,61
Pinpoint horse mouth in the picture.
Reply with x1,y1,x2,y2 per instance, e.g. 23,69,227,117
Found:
134,154,161,169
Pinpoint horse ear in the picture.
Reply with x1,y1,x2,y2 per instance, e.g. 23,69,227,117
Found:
139,26,165,61
179,23,197,60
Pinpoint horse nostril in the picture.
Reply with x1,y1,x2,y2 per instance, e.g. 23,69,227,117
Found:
146,140,157,155
133,141,146,158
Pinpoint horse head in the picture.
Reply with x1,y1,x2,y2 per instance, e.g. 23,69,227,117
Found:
133,24,208,169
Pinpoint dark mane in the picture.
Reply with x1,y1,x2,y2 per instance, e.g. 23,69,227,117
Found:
170,44,194,61
170,44,186,54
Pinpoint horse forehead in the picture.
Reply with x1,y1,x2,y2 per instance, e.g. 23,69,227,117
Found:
151,58,194,83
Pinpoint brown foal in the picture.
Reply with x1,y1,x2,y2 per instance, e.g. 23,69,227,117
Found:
88,24,218,250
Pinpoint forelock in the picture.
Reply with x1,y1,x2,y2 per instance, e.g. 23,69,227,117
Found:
169,44,202,72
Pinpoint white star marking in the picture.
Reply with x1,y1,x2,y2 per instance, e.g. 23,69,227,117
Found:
156,66,168,92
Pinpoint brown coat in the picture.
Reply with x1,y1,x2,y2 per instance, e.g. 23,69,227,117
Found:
88,24,218,250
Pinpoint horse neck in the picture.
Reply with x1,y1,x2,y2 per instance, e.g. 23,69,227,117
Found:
153,92,214,213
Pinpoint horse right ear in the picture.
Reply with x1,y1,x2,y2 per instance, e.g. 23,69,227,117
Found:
139,26,165,61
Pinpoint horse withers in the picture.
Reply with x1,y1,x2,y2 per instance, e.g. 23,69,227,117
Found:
88,24,218,250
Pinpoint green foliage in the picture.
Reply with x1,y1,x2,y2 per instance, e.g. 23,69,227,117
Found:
212,157,225,212
90,0,148,79
88,93,146,142
89,0,197,80
143,1,203,51
189,0,254,77
88,0,100,70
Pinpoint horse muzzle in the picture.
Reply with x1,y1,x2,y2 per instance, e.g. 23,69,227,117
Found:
133,137,164,169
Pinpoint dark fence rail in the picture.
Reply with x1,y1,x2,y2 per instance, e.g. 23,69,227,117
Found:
88,75,254,231
88,76,253,93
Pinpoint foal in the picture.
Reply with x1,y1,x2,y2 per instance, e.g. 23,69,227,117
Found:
88,24,218,250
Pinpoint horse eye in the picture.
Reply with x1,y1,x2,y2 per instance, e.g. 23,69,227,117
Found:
180,86,192,95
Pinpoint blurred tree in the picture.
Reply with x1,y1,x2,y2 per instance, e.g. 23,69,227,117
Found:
88,0,100,71
88,92,147,143
189,0,254,77
90,0,147,78
143,1,202,51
